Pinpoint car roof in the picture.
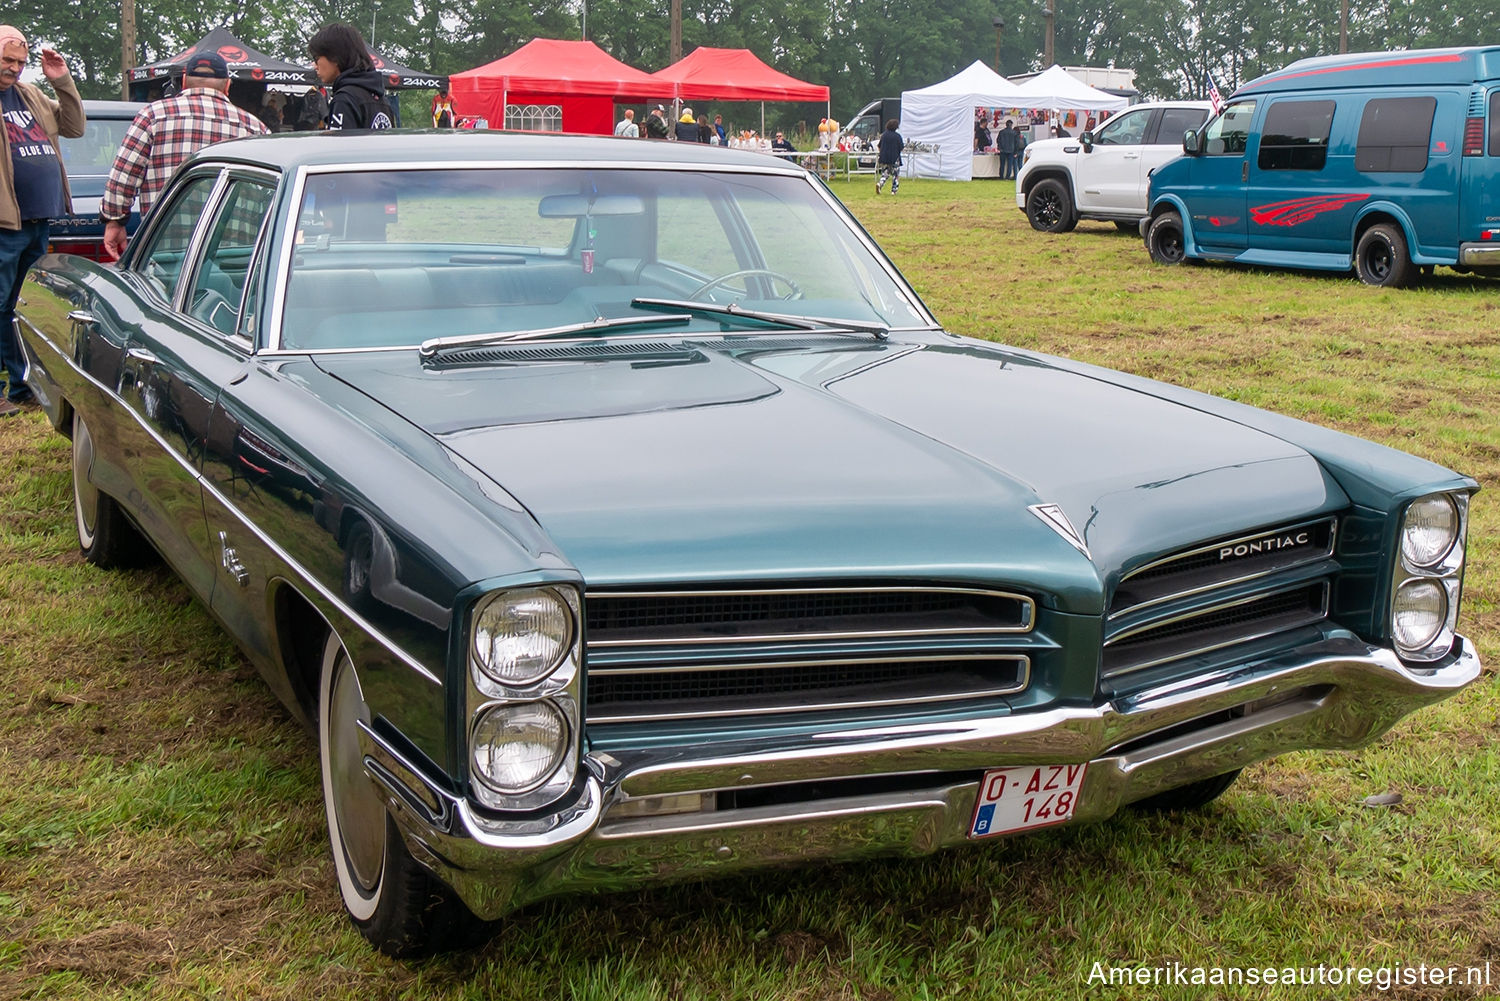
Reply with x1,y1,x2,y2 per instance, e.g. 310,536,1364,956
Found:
82,99,146,117
184,130,806,175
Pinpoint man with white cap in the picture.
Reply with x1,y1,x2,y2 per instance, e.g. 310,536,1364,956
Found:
100,50,267,262
0,25,82,417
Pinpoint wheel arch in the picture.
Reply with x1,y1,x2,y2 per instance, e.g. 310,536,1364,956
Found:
271,578,336,727
1020,165,1073,201
1351,205,1422,264
1147,194,1202,257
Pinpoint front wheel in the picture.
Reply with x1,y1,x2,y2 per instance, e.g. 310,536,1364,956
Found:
1025,179,1077,233
1132,769,1242,811
1145,211,1188,266
319,632,476,956
1355,223,1418,288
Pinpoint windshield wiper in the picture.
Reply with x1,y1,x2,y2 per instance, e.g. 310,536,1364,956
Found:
632,297,889,340
419,313,692,358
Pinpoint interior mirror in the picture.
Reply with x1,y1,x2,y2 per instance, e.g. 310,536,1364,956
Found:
538,193,645,218
1182,129,1202,155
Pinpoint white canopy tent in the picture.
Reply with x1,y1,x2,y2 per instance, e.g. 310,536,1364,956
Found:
900,61,1023,181
1010,65,1130,112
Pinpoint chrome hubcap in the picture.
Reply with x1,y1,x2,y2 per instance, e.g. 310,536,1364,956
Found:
326,649,385,892
72,415,99,542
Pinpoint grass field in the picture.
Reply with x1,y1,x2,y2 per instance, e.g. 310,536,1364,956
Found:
2,177,1498,1000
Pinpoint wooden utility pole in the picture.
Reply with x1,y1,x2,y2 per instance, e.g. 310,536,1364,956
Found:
670,0,682,63
120,0,135,100
1044,0,1055,67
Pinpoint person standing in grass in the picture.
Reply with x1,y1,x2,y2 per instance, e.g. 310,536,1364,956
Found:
876,118,903,194
997,118,1022,180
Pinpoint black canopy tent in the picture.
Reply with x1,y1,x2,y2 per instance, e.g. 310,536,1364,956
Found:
127,27,317,99
370,50,443,90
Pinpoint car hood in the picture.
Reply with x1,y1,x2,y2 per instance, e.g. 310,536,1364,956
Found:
316,337,1340,610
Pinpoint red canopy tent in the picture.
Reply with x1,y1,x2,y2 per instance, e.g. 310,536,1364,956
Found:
650,47,829,104
649,47,830,137
450,39,675,134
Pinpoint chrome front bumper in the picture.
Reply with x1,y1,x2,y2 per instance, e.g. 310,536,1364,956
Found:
359,633,1478,920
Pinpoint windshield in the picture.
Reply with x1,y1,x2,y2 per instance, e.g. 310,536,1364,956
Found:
279,167,931,350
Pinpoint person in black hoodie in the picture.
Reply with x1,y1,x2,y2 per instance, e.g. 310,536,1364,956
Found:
308,22,393,131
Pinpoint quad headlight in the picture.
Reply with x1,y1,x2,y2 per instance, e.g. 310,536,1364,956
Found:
1400,494,1459,569
1391,492,1468,662
472,586,573,687
471,701,570,795
466,584,582,811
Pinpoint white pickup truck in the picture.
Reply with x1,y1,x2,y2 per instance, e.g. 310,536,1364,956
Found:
1016,101,1211,232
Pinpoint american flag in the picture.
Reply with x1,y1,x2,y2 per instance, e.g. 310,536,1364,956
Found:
1205,71,1224,115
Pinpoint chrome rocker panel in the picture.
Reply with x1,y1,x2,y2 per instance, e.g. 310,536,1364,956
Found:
360,631,1478,920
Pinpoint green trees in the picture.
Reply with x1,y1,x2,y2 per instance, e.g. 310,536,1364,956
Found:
25,0,1500,108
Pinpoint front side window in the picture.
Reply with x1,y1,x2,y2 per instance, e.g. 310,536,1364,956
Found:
1356,97,1435,173
184,178,276,337
1203,100,1256,156
1258,100,1335,171
1093,108,1151,145
135,173,219,303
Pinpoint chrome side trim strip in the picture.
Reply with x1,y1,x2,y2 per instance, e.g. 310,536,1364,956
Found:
26,324,442,686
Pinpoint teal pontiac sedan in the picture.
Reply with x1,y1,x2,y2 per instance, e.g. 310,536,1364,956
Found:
15,132,1479,956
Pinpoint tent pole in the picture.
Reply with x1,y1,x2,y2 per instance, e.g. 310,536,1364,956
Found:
501,87,507,130
760,101,764,137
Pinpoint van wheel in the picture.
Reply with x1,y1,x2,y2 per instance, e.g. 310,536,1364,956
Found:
1355,223,1417,288
1146,211,1188,266
1025,179,1077,233
319,632,477,956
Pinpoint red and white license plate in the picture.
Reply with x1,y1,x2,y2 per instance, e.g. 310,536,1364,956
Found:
968,764,1087,839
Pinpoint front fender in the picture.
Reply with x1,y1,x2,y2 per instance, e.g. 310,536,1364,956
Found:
1147,194,1204,257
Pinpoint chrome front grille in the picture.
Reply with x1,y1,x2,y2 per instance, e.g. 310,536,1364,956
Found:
1103,517,1339,682
584,586,1034,723
1104,583,1330,678
1112,517,1335,616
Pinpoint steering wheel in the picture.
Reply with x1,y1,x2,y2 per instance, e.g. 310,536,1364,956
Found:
688,268,803,302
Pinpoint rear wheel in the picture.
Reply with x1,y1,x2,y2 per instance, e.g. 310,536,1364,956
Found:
71,410,152,568
1025,179,1077,233
1145,211,1188,266
1132,769,1242,811
319,632,476,956
1354,223,1417,288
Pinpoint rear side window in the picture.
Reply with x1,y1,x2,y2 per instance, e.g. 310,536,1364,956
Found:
1356,97,1435,172
1156,107,1209,145
1258,100,1335,171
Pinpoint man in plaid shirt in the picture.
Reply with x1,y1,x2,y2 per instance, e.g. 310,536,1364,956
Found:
101,51,266,260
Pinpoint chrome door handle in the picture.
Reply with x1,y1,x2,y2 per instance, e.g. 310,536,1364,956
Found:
126,347,159,365
66,310,97,325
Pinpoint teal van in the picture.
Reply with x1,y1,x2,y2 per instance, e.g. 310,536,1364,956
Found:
1144,47,1500,286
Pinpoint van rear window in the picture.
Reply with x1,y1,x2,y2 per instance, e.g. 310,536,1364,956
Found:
1356,97,1436,172
1258,100,1334,171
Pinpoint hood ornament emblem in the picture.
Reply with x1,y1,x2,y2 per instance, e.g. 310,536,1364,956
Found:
1030,503,1091,560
